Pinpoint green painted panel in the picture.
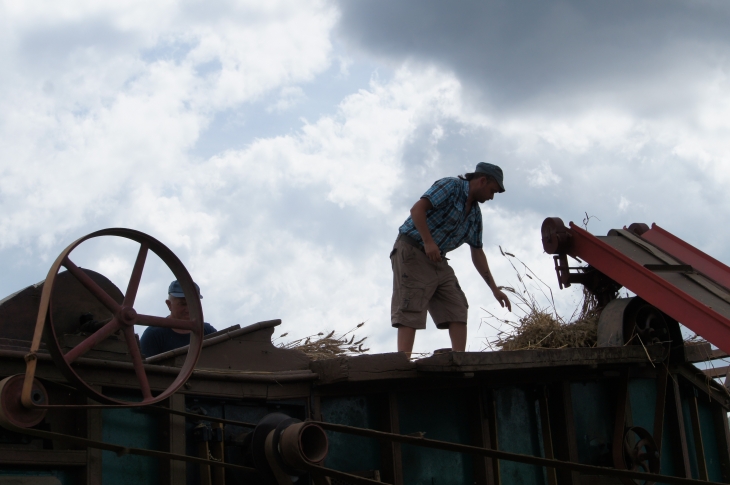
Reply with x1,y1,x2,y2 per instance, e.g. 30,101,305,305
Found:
697,399,724,482
628,378,656,432
398,388,474,485
321,395,381,473
102,394,160,485
494,387,546,485
570,381,614,467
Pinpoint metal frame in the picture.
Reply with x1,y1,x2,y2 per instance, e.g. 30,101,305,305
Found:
542,219,730,354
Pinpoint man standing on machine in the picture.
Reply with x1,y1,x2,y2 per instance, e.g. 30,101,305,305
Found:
390,162,511,356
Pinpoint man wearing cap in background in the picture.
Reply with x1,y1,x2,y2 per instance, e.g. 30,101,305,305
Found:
391,162,512,356
140,280,217,357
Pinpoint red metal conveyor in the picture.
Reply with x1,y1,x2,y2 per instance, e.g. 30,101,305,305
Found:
541,218,730,355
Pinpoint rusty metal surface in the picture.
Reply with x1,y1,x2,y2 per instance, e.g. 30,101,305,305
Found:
598,298,634,347
0,374,47,428
0,269,123,343
641,223,730,291
145,319,283,365
541,218,730,355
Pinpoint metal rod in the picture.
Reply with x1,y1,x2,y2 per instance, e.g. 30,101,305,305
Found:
144,405,256,427
305,464,386,485
5,424,256,473
314,421,727,485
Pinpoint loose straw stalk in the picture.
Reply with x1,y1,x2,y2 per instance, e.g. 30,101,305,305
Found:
483,248,600,351
275,322,370,360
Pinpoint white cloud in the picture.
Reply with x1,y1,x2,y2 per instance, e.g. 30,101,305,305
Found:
267,86,306,112
618,196,630,213
527,160,561,187
0,0,337,250
4,1,730,358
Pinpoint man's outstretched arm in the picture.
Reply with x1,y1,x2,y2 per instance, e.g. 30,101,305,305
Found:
410,198,442,262
470,246,512,311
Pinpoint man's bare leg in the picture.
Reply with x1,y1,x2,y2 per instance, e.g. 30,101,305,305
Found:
448,322,467,352
397,326,417,355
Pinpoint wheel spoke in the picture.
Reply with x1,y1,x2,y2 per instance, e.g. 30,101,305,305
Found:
123,242,149,307
64,318,121,363
62,257,121,313
122,326,152,401
136,314,197,332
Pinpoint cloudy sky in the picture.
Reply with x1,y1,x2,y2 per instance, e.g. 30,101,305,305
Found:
2,0,730,355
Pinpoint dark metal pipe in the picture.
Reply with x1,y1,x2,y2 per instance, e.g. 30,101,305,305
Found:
3,422,257,473
315,421,725,485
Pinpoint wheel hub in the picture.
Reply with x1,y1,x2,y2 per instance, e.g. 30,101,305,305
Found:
119,306,138,325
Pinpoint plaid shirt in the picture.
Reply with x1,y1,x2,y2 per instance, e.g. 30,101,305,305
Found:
398,177,483,253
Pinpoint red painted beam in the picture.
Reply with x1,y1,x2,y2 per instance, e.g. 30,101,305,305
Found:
641,223,730,291
567,222,730,355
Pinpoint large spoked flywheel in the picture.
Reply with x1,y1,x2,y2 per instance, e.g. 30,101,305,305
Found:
39,228,204,405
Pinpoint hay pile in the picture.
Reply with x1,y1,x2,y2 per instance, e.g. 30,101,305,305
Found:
490,306,599,351
484,248,601,351
276,323,369,360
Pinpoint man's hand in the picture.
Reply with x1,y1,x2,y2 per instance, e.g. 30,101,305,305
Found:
492,288,512,312
423,240,442,262
410,198,442,262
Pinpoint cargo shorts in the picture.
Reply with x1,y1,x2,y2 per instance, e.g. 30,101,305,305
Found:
390,239,469,330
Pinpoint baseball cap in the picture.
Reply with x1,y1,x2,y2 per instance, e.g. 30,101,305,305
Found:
474,162,505,193
168,280,203,299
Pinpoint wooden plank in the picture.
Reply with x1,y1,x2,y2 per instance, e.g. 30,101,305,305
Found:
168,393,187,485
470,389,495,485
211,422,225,485
545,382,575,485
670,377,693,478
538,387,558,485
0,449,87,466
712,402,730,482
712,348,729,360
311,393,323,421
197,439,212,485
416,346,667,373
379,392,403,485
310,353,417,385
687,394,709,480
703,365,729,379
676,365,730,410
653,364,669,454
487,391,500,485
345,353,417,381
86,395,102,485
612,372,630,478
562,381,580,485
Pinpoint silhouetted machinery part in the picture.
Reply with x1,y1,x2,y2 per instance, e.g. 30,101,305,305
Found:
598,297,683,355
15,228,205,409
0,374,49,429
621,427,661,485
245,413,329,485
